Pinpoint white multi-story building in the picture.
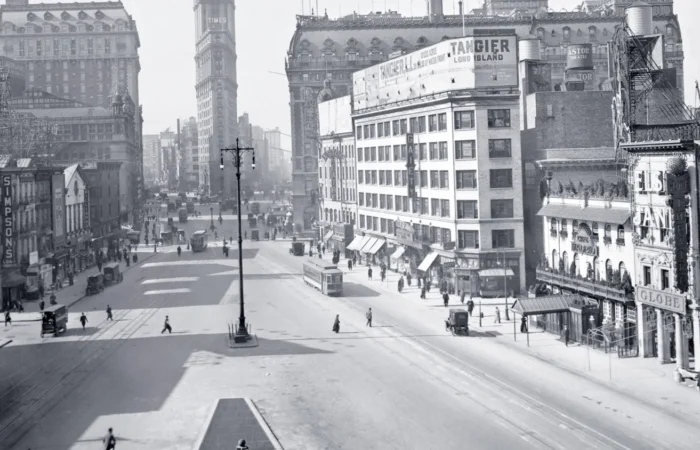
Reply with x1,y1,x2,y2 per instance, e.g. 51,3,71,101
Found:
318,95,356,254
63,163,91,272
348,33,525,295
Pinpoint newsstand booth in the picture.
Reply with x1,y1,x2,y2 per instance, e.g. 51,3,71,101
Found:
510,295,599,346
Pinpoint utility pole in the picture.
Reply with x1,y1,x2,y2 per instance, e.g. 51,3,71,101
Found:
220,138,255,344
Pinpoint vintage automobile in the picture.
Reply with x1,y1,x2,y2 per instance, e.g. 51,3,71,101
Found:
445,308,470,336
41,304,68,338
289,241,305,256
103,263,124,287
86,273,105,295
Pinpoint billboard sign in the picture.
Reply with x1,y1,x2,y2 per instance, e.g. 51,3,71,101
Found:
83,187,90,231
566,44,593,70
1,174,13,267
354,35,518,110
526,62,551,94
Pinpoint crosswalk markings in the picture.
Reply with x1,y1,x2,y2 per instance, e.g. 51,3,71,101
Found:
144,288,191,295
142,277,200,284
208,270,237,276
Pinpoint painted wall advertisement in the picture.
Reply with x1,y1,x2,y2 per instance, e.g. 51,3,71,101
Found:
1,174,14,267
526,62,551,94
353,35,518,110
52,173,65,243
668,170,690,293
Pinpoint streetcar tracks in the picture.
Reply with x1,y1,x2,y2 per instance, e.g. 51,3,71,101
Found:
257,248,635,450
0,287,171,448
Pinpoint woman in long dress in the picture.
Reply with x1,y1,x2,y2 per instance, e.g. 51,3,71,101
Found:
332,314,340,333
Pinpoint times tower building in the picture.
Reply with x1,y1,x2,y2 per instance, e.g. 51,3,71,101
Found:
193,0,238,197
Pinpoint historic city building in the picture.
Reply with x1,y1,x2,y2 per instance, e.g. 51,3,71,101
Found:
62,163,91,273
317,93,356,255
193,0,238,197
285,0,683,232
348,32,526,295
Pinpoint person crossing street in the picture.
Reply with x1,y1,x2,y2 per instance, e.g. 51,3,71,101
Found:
79,313,88,330
366,308,372,327
106,305,113,321
4,310,10,326
161,316,172,334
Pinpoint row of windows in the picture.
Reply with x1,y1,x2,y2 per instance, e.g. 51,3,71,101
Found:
359,194,514,220
358,169,513,189
10,37,126,57
535,24,674,41
355,109,511,139
320,165,355,181
358,139,512,162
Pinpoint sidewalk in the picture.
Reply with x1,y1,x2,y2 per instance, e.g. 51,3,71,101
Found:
336,256,700,417
9,251,159,323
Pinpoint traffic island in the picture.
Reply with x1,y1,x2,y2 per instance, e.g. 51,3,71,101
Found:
227,323,258,348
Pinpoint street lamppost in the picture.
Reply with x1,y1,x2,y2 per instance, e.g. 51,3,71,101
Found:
499,249,510,321
220,138,255,344
210,206,215,232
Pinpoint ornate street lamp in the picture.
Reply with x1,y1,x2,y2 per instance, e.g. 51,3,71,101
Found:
220,138,255,344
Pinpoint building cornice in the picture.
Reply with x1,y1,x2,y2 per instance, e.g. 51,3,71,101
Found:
0,1,125,12
621,139,695,152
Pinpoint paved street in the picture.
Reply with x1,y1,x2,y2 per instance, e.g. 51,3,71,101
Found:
0,239,698,449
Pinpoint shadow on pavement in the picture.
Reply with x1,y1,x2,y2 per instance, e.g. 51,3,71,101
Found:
467,330,500,338
243,273,300,280
62,327,100,337
342,282,380,298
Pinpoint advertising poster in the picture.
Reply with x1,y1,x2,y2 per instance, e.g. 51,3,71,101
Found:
1,174,13,267
406,133,416,199
354,35,518,110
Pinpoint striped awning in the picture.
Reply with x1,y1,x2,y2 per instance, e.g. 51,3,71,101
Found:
359,237,378,253
417,252,439,272
366,239,385,255
323,230,334,242
346,236,364,251
390,247,405,260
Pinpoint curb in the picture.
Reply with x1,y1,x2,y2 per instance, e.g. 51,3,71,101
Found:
246,398,284,450
11,252,159,322
0,339,12,348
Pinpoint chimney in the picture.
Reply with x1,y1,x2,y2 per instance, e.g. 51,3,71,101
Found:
428,0,444,17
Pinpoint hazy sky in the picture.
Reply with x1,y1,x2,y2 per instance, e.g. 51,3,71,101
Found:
109,0,697,137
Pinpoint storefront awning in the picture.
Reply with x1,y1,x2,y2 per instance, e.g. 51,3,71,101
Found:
479,268,515,277
347,235,368,252
417,252,440,272
359,237,379,253
511,294,594,316
390,247,405,260
323,230,334,242
536,203,631,225
366,239,385,255
2,272,26,288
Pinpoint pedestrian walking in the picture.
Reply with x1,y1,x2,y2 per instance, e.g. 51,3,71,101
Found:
564,325,570,347
177,246,182,256
39,300,45,312
106,305,113,321
236,439,249,450
443,292,449,307
494,307,501,324
322,245,325,255
467,299,475,317
103,427,116,450
406,272,412,286
347,259,353,270
366,308,372,327
520,316,528,333
244,230,247,239
381,270,386,282
4,310,10,326
332,314,340,333
80,313,88,330
398,277,404,293
460,291,466,304
367,266,373,280
161,316,172,334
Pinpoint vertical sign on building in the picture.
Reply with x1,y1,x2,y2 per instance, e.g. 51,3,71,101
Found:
668,169,690,293
1,174,13,267
330,155,337,202
83,186,90,231
51,173,65,242
406,133,416,199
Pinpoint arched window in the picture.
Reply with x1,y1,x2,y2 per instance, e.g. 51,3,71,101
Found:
563,27,570,41
605,259,613,281
562,251,569,271
572,253,579,276
572,220,578,236
561,219,567,231
536,27,544,39
619,262,626,277
604,224,611,236
577,29,582,37
602,28,608,36
617,225,624,240
551,30,556,37
552,249,558,268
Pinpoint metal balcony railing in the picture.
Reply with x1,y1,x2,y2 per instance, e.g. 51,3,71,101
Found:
536,268,629,302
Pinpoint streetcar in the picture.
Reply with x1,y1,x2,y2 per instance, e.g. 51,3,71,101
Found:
190,230,209,252
302,259,343,296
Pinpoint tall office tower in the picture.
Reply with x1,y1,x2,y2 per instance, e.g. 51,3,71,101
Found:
193,0,238,198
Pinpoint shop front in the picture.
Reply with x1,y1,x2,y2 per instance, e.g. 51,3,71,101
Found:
390,247,405,272
25,262,52,300
328,223,354,257
480,252,522,296
455,253,481,298
51,249,71,286
358,236,380,265
364,235,387,266
2,269,26,309
635,286,692,368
